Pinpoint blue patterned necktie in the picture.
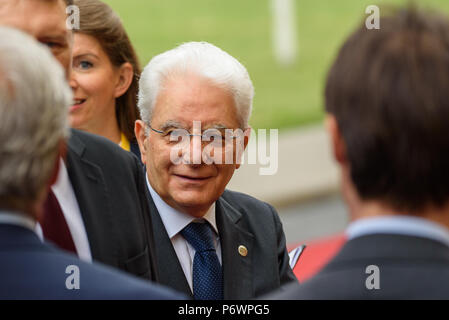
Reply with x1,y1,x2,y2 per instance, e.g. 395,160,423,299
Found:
181,222,223,300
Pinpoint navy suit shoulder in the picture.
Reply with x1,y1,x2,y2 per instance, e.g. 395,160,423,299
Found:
265,234,449,299
0,224,184,300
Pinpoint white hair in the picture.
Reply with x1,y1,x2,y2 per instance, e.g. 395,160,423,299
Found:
138,41,254,129
0,26,72,205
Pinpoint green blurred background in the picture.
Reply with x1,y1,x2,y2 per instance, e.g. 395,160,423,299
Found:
103,0,449,130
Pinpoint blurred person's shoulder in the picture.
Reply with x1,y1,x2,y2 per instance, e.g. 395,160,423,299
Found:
265,233,449,299
53,246,185,300
1,237,184,300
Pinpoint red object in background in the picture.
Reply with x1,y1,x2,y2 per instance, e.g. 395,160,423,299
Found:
288,233,347,282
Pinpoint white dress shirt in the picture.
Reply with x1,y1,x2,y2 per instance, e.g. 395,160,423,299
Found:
36,159,92,262
346,215,449,248
146,175,222,292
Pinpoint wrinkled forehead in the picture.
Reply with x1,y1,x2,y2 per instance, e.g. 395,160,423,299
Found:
0,0,68,38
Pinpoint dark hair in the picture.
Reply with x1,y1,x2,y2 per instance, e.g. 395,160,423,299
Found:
325,6,449,212
74,0,140,143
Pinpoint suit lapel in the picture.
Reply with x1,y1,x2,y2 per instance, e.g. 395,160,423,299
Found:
216,196,255,300
66,133,116,265
146,192,192,297
147,187,256,299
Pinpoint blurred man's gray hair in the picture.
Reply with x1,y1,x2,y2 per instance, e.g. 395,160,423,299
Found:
138,41,254,130
0,26,72,206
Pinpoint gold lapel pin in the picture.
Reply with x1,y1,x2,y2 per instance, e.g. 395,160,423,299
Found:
238,245,248,257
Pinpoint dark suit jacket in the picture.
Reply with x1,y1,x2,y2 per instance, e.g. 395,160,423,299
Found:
267,233,449,299
0,224,183,300
65,129,157,281
130,141,141,160
149,188,297,299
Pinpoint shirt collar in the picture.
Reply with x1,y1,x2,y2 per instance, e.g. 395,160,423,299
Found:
346,215,449,248
146,174,218,239
0,210,37,233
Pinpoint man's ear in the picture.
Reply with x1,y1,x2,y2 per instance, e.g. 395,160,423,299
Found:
235,127,251,170
325,114,347,165
135,120,148,164
114,62,134,99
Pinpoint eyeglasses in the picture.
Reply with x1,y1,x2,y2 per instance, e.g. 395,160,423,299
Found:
147,124,244,148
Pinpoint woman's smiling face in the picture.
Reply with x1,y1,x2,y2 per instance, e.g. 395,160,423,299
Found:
69,33,120,132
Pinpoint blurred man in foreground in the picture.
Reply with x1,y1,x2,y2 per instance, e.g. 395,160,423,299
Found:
0,26,182,299
135,42,296,299
0,0,158,281
268,6,449,299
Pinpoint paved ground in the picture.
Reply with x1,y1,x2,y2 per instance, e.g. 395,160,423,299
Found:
278,193,348,245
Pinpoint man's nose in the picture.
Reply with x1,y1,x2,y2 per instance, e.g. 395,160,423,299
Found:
189,134,203,165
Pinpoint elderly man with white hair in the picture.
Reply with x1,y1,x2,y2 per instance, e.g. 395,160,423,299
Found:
0,26,183,299
135,41,297,300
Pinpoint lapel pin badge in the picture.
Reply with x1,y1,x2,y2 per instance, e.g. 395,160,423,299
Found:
238,245,248,257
